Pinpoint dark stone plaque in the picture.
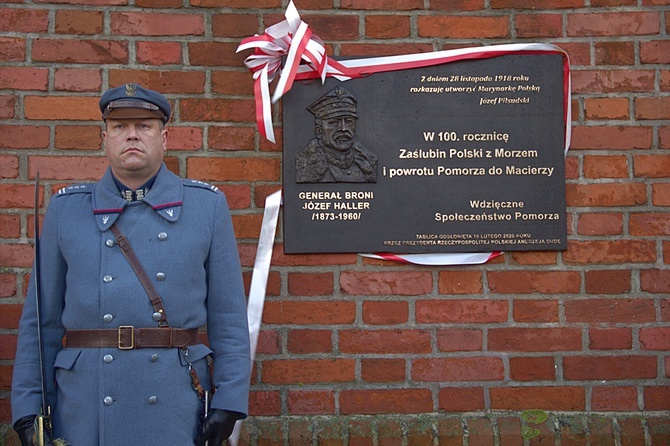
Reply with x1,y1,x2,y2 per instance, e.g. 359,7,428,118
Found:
282,53,567,254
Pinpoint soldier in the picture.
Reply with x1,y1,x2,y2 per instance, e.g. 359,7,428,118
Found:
11,84,251,445
296,86,378,183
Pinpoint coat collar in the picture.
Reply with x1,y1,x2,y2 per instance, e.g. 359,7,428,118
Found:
92,164,184,231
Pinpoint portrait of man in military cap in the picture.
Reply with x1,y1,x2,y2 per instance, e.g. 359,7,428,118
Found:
295,86,378,183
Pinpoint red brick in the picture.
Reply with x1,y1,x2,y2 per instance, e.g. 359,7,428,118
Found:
641,269,670,293
189,42,247,67
589,327,632,350
209,126,255,152
595,41,635,65
181,98,254,122
639,328,670,350
565,298,655,323
361,358,405,383
515,13,562,38
436,328,483,352
564,356,657,380
340,271,432,296
618,418,646,446
55,10,103,34
166,126,203,152
362,301,408,325
577,212,623,236
0,334,17,360
262,359,355,384
568,183,647,207
509,356,555,381
0,243,33,268
0,215,20,238
641,40,670,64
563,240,656,264
570,125,653,149
341,0,423,8
187,157,279,182
418,15,508,38
630,212,670,236
231,213,262,239
490,387,585,411
437,270,483,294
584,269,631,294
583,155,628,178
513,300,559,323
490,328,582,352
255,330,279,355
571,71,655,94
263,301,355,325
287,329,332,354
188,0,280,6
652,183,670,206
211,71,254,96
647,417,670,444
492,0,580,6
288,272,334,296
29,156,107,181
54,68,102,92
636,97,670,120
212,13,259,38
365,16,410,39
438,388,485,412
25,96,99,121
54,125,101,151
339,329,431,354
0,125,50,149
0,304,21,329
0,8,49,33
0,156,18,179
0,67,48,91
249,390,280,416
413,357,503,382
340,389,432,414
32,38,128,64
584,98,629,120
0,273,17,297
136,41,182,65
592,0,636,4
559,42,591,66
0,95,16,118
466,417,495,446
567,12,660,36
416,299,508,324
0,184,40,209
341,42,433,57
489,271,580,294
510,251,558,265
111,12,204,36
0,364,13,391
0,37,25,62
287,390,335,415
591,386,638,411
644,387,670,410
109,70,205,94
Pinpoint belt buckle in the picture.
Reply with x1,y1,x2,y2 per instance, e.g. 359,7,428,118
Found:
118,326,135,350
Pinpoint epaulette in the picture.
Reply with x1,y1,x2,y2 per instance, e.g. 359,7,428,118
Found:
56,183,94,196
183,179,220,194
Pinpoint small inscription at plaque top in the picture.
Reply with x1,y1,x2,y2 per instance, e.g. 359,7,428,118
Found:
282,53,568,254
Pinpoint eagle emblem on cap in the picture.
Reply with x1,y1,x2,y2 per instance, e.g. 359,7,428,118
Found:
125,83,137,97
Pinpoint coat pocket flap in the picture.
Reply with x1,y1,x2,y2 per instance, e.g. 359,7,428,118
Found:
54,349,82,370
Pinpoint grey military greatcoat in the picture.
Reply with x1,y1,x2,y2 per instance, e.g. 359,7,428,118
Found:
12,164,250,445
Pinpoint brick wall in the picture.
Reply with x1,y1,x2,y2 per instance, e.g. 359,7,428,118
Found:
1,0,670,444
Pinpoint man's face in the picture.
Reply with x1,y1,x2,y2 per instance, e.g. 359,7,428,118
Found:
317,115,356,152
103,118,167,185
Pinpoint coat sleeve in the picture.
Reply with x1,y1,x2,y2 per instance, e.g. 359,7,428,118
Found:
205,191,251,416
11,197,67,424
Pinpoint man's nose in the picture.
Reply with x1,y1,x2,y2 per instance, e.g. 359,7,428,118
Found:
126,126,139,139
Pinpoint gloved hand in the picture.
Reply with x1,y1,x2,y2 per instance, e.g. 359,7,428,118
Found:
13,415,55,446
194,409,241,445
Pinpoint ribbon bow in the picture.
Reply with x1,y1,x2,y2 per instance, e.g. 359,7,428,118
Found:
237,1,339,143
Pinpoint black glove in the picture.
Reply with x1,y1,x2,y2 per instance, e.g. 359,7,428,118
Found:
194,409,241,445
13,415,55,446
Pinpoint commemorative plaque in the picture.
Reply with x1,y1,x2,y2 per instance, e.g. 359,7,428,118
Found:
282,52,568,254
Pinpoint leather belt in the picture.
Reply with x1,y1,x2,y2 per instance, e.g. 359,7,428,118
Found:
65,327,199,350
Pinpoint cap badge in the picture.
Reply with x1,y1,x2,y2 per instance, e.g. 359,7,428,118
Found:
125,83,137,97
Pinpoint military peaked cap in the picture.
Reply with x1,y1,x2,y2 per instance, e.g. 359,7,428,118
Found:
307,86,357,120
100,83,171,124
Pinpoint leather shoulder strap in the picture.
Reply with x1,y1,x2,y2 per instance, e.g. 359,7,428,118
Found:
110,223,169,327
